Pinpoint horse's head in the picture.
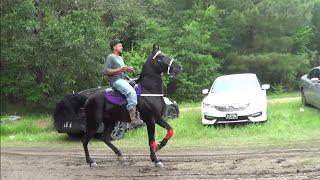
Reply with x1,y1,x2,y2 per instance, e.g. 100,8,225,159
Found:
148,44,182,77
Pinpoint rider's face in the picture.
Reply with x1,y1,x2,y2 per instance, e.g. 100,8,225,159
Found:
113,43,123,54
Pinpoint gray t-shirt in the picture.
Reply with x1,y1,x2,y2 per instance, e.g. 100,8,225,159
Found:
103,54,129,85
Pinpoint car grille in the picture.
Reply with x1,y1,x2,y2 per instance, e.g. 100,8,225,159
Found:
214,105,248,112
217,116,248,121
204,115,249,121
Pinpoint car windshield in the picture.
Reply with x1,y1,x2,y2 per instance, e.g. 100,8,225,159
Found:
211,76,260,93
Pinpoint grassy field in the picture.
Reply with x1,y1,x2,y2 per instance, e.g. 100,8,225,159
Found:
267,91,300,99
1,94,319,149
124,98,320,148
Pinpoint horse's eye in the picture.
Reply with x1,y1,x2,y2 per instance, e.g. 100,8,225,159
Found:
157,59,161,62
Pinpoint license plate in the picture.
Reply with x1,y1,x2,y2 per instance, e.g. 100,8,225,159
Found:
226,114,238,120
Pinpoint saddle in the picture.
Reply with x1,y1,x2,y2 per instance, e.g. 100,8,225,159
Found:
104,81,142,105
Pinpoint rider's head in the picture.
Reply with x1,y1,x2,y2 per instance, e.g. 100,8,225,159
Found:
110,39,123,55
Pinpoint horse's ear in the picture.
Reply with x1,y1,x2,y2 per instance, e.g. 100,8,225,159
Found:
152,43,160,52
152,44,157,52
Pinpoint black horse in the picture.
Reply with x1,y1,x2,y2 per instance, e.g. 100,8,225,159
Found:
82,45,182,167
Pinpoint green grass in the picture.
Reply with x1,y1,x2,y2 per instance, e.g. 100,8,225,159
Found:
123,99,320,148
268,91,300,99
178,101,202,108
1,96,319,149
1,114,65,143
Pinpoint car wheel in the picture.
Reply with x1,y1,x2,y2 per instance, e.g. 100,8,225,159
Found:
301,90,307,106
110,121,126,140
165,105,179,119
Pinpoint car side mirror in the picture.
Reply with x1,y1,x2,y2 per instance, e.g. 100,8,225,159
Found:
311,78,320,83
262,84,270,90
202,89,209,95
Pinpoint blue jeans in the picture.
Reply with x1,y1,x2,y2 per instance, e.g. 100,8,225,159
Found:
113,79,137,111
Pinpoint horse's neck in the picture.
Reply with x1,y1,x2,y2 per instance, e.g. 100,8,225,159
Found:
138,64,163,94
140,76,163,94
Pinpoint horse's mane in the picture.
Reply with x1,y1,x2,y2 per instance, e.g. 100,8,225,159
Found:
136,54,154,83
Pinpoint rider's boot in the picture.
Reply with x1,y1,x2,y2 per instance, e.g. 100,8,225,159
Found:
129,106,138,128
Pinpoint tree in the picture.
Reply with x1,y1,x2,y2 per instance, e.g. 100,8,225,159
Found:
1,0,320,111
217,0,315,54
1,0,108,110
168,5,229,101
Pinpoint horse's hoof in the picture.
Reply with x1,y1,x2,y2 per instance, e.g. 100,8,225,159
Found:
117,156,124,162
90,162,98,167
155,162,164,168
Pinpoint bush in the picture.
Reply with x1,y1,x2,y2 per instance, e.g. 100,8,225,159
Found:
1,1,108,110
271,83,286,94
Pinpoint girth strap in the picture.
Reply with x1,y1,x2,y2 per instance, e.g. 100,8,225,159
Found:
139,94,164,97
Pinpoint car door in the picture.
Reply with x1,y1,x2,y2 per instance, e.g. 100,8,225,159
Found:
304,69,316,104
312,69,320,108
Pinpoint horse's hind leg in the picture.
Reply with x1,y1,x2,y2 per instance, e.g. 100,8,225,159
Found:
82,132,96,167
104,140,122,156
103,139,124,162
98,125,122,157
82,94,104,167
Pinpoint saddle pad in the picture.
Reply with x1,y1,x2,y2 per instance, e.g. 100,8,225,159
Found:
104,83,142,105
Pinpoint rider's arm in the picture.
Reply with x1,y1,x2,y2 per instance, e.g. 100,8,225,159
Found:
104,67,125,76
104,66,133,76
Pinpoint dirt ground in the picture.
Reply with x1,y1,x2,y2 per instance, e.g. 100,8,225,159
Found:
1,142,320,180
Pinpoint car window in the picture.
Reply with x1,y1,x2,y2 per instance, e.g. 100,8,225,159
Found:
211,76,260,93
315,69,320,79
307,69,316,79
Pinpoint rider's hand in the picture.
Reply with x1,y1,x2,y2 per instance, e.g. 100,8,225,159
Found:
128,66,134,72
120,66,128,72
121,66,133,72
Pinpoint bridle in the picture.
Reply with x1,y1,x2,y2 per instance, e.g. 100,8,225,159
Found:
153,51,175,75
137,51,176,97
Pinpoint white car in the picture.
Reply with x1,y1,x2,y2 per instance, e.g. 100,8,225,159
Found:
201,73,270,125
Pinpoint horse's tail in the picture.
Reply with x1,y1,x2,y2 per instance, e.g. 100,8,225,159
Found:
53,94,88,133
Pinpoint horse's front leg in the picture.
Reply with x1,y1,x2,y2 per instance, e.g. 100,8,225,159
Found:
145,120,164,167
156,117,174,152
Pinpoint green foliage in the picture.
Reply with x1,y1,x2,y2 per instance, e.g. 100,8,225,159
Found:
224,53,309,90
1,0,108,110
1,0,320,112
310,0,320,50
123,51,147,78
168,5,228,101
292,26,313,55
271,84,286,94
217,0,315,54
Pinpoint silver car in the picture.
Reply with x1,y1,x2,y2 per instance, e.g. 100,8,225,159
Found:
300,66,320,108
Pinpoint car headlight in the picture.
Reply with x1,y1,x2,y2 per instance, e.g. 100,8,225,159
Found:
250,111,262,117
202,102,214,108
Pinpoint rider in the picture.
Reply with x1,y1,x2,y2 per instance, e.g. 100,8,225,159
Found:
103,39,137,126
